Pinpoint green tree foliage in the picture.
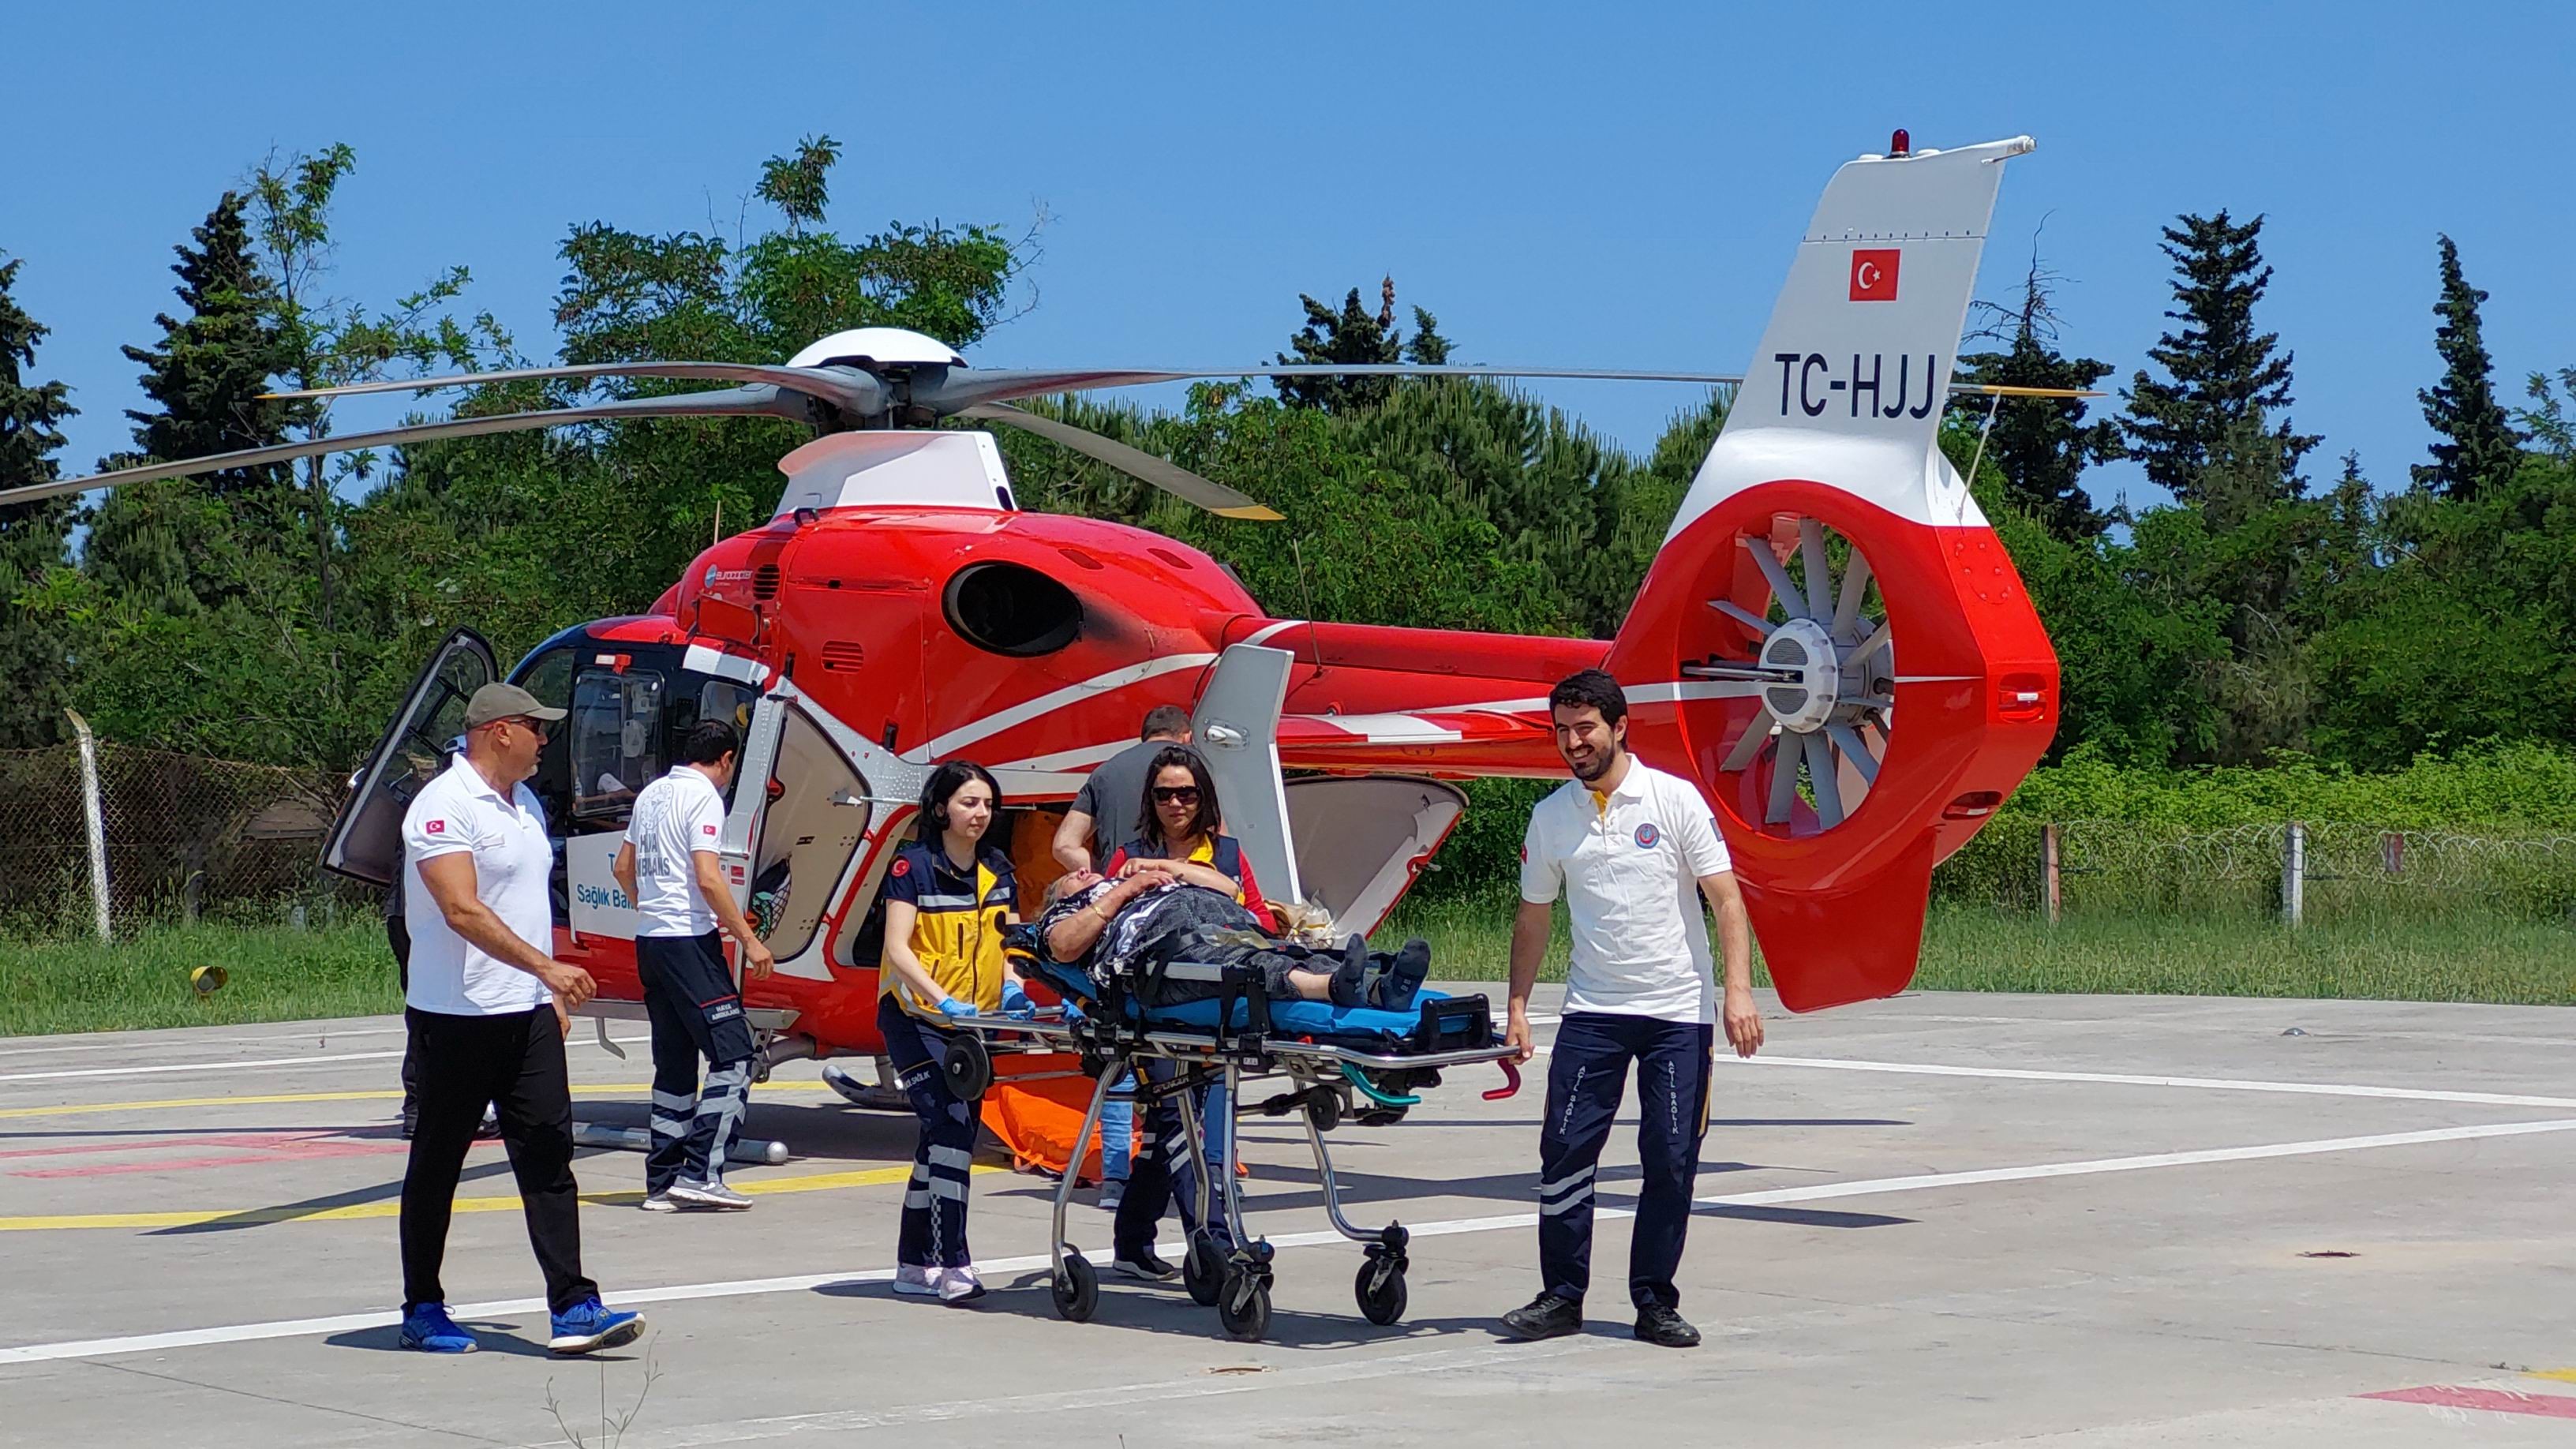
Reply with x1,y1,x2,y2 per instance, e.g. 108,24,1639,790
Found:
1953,253,2120,539
2412,234,2524,500
0,254,78,747
1273,277,1451,413
2121,211,2320,508
85,193,294,616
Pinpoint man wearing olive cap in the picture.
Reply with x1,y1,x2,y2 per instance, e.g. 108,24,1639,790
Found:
393,683,645,1357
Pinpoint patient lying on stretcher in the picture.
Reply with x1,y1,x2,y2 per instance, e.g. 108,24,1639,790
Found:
1037,861,1430,1013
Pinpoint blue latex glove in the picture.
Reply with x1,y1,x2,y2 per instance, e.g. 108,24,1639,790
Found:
1000,981,1035,1018
936,997,979,1020
1058,998,1087,1025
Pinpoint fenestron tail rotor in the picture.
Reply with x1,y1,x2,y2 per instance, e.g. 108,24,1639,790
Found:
1687,515,1893,831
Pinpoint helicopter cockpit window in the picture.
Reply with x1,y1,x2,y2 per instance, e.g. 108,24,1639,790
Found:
942,560,1081,657
569,668,666,823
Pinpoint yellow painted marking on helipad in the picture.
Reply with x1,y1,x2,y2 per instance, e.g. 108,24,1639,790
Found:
2529,1368,2576,1383
0,1159,991,1232
0,1083,845,1121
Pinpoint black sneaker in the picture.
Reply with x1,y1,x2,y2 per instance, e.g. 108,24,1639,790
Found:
1328,935,1369,1008
1372,938,1431,1011
1114,1249,1177,1282
1501,1291,1582,1340
1633,1304,1702,1348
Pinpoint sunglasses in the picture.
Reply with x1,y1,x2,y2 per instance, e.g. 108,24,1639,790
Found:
1151,786,1201,805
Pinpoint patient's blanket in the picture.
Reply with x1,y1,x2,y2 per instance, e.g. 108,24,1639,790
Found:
1038,880,1315,1007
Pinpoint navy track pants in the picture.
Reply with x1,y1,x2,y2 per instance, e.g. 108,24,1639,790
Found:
1537,1010,1715,1311
879,994,978,1269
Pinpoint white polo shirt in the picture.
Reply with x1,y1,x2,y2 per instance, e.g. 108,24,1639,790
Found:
626,766,728,938
1518,758,1732,1024
400,756,558,1017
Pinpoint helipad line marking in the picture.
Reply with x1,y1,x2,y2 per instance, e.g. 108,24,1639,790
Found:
0,1032,652,1083
2360,1385,2576,1419
7,1115,2571,1364
1718,1052,2576,1110
0,1082,848,1120
2529,1368,2576,1383
0,1159,992,1232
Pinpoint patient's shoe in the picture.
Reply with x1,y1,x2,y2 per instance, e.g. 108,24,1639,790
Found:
1329,935,1370,1008
1372,938,1431,1011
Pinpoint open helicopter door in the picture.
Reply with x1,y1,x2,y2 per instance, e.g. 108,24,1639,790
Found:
320,627,496,887
1188,643,1303,910
1283,775,1466,938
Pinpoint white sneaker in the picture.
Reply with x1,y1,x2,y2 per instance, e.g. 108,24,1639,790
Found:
938,1267,987,1304
639,1192,679,1213
893,1264,941,1297
668,1179,753,1211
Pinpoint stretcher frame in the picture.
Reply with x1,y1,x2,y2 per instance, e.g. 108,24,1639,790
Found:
946,949,1521,1341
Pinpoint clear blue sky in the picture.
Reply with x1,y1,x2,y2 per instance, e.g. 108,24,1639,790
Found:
12,1,2572,514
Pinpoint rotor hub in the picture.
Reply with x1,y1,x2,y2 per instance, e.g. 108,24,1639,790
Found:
1758,618,1841,733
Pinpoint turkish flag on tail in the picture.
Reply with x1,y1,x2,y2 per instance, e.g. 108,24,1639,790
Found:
1848,248,1900,301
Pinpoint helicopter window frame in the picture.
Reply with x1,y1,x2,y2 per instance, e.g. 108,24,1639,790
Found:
567,666,668,825
941,560,1084,658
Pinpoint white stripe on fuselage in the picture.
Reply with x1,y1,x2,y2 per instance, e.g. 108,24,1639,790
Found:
904,653,1217,763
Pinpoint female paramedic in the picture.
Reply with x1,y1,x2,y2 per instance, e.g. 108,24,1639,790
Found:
877,759,1028,1303
1103,746,1279,930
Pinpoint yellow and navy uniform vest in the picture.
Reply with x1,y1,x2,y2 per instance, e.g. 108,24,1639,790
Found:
881,840,1017,1018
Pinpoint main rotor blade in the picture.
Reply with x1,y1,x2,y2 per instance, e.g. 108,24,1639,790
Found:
922,363,1747,415
960,403,1282,522
0,387,811,510
264,361,886,417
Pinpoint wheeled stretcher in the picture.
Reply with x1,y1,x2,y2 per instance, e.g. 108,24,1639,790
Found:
938,929,1521,1341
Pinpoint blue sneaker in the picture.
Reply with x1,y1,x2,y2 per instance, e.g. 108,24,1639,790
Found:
547,1297,644,1355
398,1303,477,1354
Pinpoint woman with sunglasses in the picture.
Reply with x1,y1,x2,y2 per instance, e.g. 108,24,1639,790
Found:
1102,746,1277,931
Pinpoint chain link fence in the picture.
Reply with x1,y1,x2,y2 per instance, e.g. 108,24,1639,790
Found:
8,732,2576,942
0,739,373,938
1938,816,2576,922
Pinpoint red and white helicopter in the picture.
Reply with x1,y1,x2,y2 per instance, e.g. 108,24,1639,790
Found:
12,132,2060,1087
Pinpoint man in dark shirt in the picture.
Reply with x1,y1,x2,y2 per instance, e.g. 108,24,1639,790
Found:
1051,706,1190,873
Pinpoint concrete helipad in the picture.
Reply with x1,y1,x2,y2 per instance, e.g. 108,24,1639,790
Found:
2,986,2573,1447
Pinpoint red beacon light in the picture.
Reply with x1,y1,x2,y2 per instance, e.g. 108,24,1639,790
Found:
1889,128,1911,157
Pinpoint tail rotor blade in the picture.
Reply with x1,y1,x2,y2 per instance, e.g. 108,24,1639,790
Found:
1722,710,1779,773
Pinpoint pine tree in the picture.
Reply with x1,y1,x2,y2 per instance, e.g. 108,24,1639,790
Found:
1275,277,1450,413
2412,234,2524,498
1955,255,2121,539
85,192,293,612
0,254,79,747
2121,211,2319,507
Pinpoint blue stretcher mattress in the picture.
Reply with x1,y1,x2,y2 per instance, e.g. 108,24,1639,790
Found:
1018,953,1489,1054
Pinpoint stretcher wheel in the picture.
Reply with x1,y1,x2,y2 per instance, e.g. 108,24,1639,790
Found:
1051,1253,1099,1322
1217,1268,1271,1342
1355,1260,1408,1326
941,1033,991,1102
1182,1231,1224,1307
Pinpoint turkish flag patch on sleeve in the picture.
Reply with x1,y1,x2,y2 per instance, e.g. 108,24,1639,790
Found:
425,820,446,836
1849,249,1900,301
702,823,718,837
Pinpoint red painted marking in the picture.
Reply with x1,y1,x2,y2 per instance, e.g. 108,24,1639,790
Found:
2362,1386,2576,1419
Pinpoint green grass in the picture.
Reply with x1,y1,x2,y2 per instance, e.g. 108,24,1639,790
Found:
0,921,399,1038
1387,893,2576,1007
4,898,2568,1039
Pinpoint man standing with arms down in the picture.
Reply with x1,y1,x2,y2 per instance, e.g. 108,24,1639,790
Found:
613,720,776,1211
1501,669,1762,1350
396,683,644,1356
1052,704,1192,873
